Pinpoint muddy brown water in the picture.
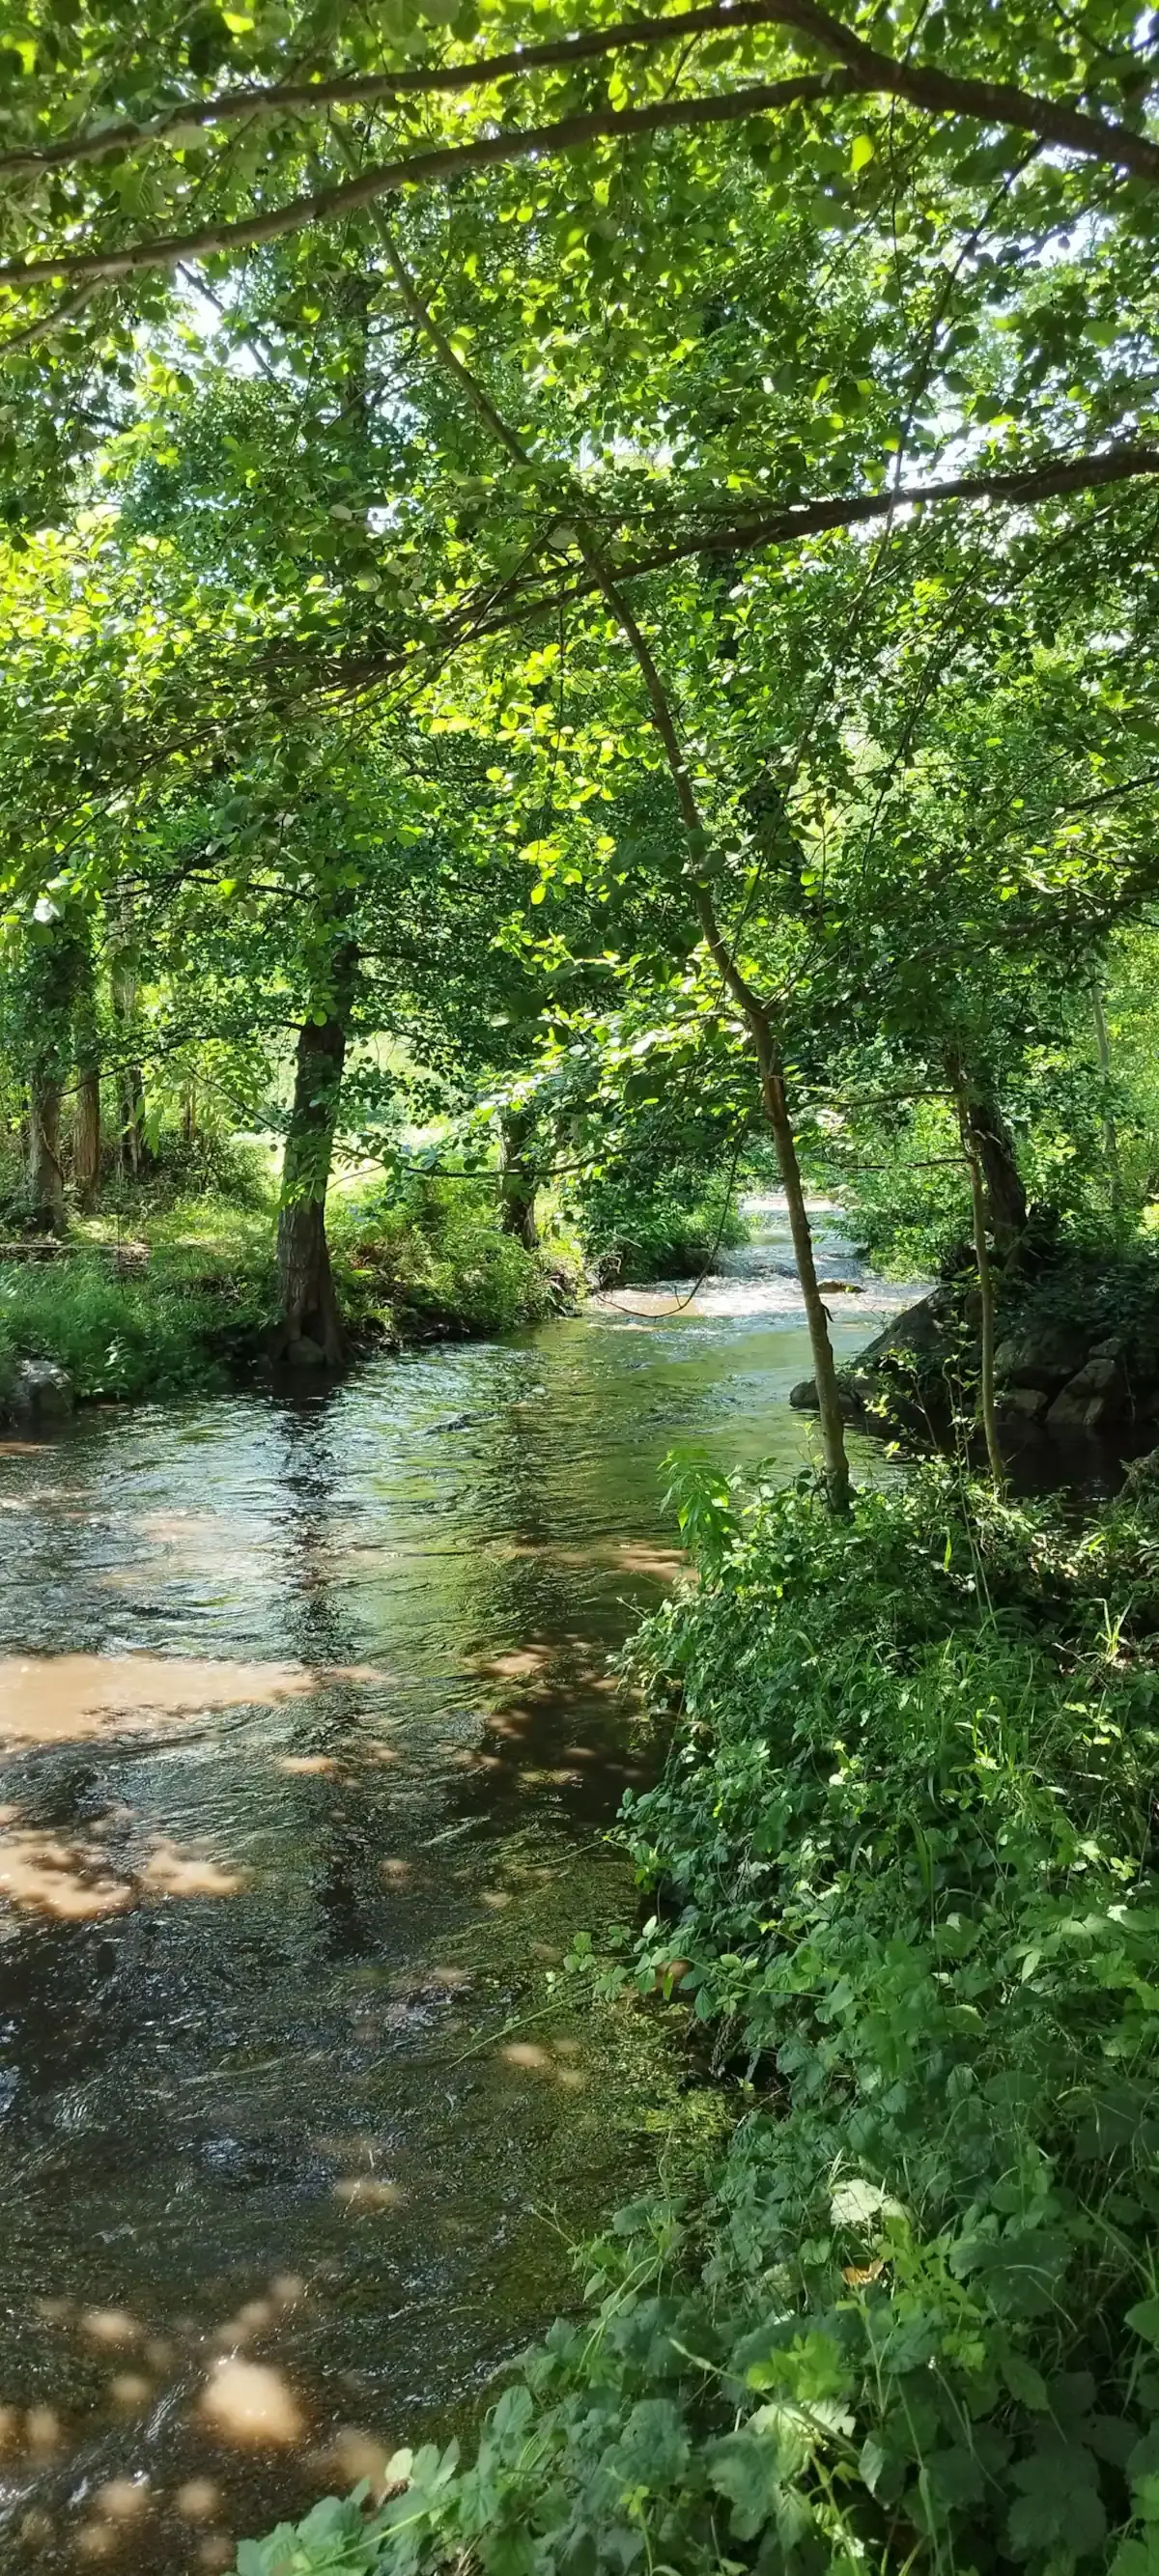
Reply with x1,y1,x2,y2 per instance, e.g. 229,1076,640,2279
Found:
0,1202,916,2572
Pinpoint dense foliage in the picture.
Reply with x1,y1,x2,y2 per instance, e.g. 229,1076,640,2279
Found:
248,1462,1159,2573
9,0,1159,2563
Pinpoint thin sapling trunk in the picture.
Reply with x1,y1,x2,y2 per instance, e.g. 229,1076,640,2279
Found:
379,230,852,1511
956,1083,1004,1484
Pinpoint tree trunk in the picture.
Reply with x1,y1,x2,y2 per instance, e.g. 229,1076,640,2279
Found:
957,1086,1004,1484
499,1107,539,1249
117,1067,147,1176
276,1181,345,1366
749,1028,852,1515
274,947,356,1366
110,938,148,1176
74,1068,100,1209
27,1073,65,1231
1092,988,1122,1218
962,1084,1026,1255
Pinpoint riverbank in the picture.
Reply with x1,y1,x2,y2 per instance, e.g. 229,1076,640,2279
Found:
254,1458,1159,2573
792,1229,1159,1480
2,1216,865,2572
0,1174,578,1418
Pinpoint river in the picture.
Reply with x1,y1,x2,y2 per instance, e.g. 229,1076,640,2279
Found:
0,1200,917,2572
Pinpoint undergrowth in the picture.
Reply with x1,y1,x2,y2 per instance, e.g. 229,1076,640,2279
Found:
242,1462,1159,2576
332,1173,571,1335
575,1170,749,1283
0,1196,277,1399
0,1170,574,1406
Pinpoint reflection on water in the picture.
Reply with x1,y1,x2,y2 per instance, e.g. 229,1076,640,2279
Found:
0,1198,914,2570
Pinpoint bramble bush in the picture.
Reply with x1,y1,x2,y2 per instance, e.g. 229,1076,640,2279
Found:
240,1462,1159,2576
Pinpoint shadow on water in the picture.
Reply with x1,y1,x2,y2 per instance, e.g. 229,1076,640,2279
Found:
0,1200,918,2571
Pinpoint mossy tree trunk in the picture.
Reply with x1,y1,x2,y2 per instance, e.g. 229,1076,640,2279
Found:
73,1070,100,1208
499,1106,539,1249
110,948,147,1177
27,1072,65,1231
274,937,357,1366
960,1081,1027,1256
73,975,101,1210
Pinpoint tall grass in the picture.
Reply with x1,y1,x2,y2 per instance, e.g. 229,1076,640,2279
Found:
0,1196,278,1400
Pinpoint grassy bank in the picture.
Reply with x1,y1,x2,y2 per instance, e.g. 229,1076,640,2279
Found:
0,1170,574,1411
246,1461,1159,2575
0,1192,278,1402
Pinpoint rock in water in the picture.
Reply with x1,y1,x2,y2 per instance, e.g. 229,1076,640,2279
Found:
7,1359,74,1424
1045,1352,1125,1434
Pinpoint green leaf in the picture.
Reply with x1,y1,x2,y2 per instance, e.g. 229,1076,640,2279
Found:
1006,2440,1106,2558
850,134,875,172
1113,2541,1159,2576
706,2428,783,2539
1128,2301,1159,2348
1003,2353,1050,2411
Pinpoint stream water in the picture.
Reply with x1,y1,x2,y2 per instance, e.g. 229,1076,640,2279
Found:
0,1201,919,2572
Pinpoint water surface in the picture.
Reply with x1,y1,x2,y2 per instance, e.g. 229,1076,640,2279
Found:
0,1200,914,2570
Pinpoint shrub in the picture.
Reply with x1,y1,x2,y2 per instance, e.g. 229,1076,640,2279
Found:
243,1464,1159,2574
332,1174,561,1335
576,1170,748,1282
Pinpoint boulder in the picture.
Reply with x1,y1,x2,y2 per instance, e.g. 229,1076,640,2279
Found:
1123,1446,1159,1496
286,1334,326,1369
993,1323,1089,1393
1060,1353,1123,1401
1047,1390,1106,1433
849,1293,947,1374
1046,1363,1120,1434
999,1386,1050,1424
790,1294,951,1430
789,1378,861,1420
7,1358,74,1424
1045,1351,1126,1435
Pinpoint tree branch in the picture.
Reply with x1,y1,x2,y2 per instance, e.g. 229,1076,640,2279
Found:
4,3,1159,314
0,3,839,178
0,77,834,301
